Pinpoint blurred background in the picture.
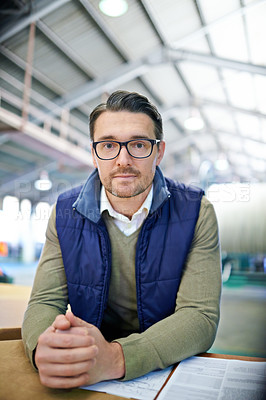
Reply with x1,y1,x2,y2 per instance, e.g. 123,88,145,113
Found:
0,0,265,357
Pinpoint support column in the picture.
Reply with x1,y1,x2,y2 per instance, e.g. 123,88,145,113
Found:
22,22,36,125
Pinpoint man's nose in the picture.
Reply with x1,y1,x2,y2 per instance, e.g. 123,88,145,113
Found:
116,145,132,166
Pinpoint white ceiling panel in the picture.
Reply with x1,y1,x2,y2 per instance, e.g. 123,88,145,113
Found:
144,0,201,44
198,0,239,23
244,139,266,160
33,32,89,91
42,1,123,77
208,16,249,62
163,120,182,142
203,105,236,133
228,151,249,167
3,27,30,60
142,64,189,106
193,133,217,152
260,119,266,142
113,79,158,104
89,0,161,60
250,158,266,172
223,69,257,110
219,133,244,152
246,2,266,65
179,36,210,53
254,76,266,114
179,62,226,101
235,113,262,140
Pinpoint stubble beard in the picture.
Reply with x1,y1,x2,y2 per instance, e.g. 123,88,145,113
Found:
104,169,154,199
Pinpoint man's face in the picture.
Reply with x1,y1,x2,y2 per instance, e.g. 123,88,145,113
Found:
91,111,165,199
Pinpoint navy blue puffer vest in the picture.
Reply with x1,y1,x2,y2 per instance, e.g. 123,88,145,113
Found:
56,167,203,332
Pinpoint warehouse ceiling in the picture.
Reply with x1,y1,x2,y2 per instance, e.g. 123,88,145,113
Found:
0,0,266,205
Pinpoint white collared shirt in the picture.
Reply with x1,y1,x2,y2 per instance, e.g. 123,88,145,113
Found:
100,185,153,236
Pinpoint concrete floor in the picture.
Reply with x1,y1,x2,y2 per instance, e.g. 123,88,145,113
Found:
1,262,266,358
210,285,266,358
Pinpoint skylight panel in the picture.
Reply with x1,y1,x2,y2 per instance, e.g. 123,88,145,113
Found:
222,70,256,110
208,16,249,62
143,0,201,44
246,2,266,65
244,139,266,159
203,105,235,133
254,75,266,114
143,65,188,106
219,133,243,152
198,0,239,24
235,113,261,140
179,62,225,101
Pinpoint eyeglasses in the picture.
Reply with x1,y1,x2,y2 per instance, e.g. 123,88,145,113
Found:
92,139,160,160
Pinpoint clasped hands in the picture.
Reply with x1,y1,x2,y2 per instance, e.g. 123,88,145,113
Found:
35,311,125,389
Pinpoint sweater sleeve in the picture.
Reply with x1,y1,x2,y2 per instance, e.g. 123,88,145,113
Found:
115,196,222,380
21,204,68,367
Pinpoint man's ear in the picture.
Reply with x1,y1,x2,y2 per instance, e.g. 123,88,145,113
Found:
91,143,98,169
156,140,165,166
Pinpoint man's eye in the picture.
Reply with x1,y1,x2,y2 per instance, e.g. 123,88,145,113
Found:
132,141,145,149
104,143,114,149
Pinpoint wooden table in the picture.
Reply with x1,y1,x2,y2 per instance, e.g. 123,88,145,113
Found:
0,283,31,328
0,338,265,400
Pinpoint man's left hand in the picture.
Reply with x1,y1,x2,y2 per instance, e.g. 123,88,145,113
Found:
55,311,125,386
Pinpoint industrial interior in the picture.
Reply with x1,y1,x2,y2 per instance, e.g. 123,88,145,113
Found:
0,0,265,359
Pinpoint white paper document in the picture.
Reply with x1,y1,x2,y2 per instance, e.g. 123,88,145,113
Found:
81,366,172,400
157,356,266,400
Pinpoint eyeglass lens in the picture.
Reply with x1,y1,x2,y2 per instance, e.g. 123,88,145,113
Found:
96,140,153,159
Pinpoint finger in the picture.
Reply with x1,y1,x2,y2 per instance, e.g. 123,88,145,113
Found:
55,327,91,336
36,345,98,365
39,358,96,378
65,311,94,329
39,372,90,389
52,314,71,331
38,331,95,349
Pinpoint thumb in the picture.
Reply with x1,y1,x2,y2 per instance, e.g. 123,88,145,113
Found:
65,310,94,329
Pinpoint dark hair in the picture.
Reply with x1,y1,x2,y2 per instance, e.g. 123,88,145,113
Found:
89,90,163,141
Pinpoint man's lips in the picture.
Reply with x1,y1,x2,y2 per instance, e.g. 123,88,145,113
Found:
113,174,136,178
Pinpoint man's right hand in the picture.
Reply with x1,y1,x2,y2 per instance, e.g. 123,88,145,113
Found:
35,315,98,389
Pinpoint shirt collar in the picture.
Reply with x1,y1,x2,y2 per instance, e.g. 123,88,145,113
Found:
100,185,153,222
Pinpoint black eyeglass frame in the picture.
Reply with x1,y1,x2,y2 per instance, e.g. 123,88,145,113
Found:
92,139,161,160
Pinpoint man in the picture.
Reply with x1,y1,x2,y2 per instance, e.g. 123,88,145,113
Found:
22,90,221,389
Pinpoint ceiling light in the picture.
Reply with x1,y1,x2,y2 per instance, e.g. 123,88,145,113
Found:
99,0,128,17
215,158,229,171
184,116,205,131
184,106,205,131
34,171,52,191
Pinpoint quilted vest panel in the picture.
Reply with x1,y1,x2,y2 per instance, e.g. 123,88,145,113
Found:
56,178,203,331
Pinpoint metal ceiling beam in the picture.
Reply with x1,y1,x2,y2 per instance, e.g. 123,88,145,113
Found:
201,99,266,119
161,98,266,121
78,0,128,61
0,44,65,95
0,44,89,115
53,58,150,112
0,142,40,162
138,0,190,136
0,0,71,44
165,128,266,158
48,45,266,115
36,20,94,79
171,0,265,49
0,107,93,168
165,47,266,76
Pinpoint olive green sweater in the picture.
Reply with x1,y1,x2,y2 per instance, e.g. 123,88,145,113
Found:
22,196,221,380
